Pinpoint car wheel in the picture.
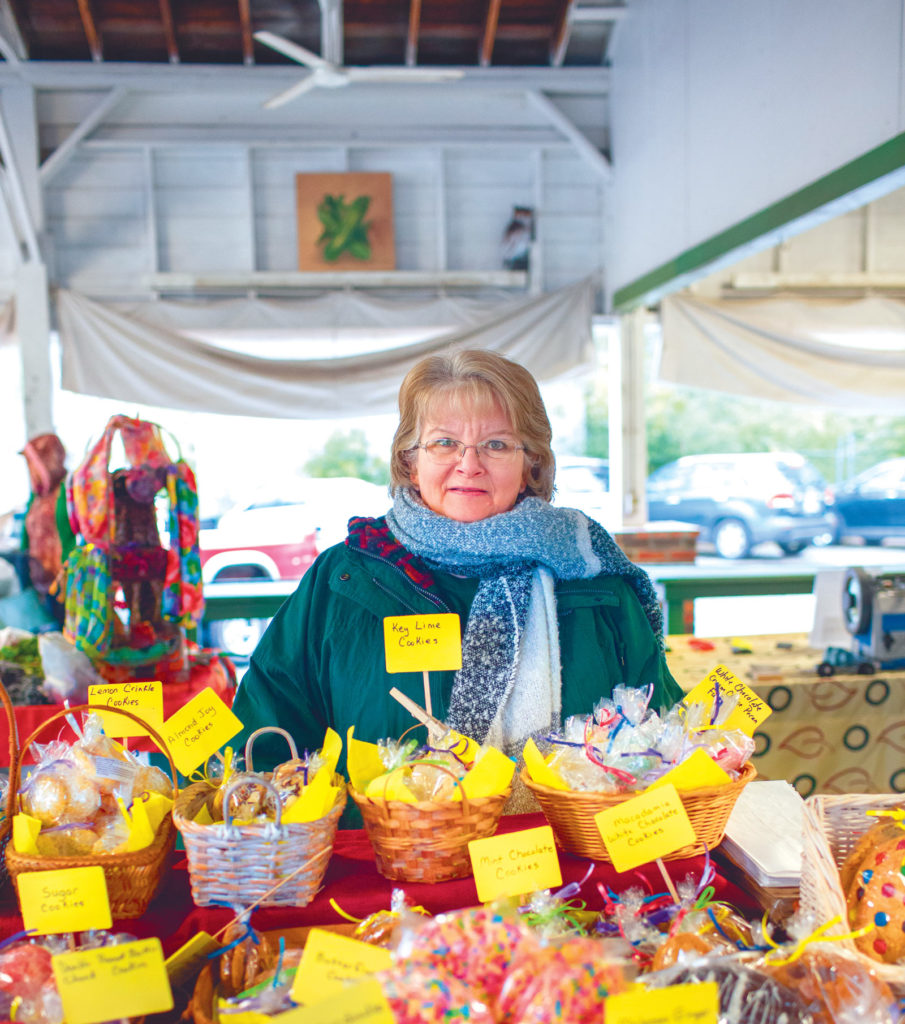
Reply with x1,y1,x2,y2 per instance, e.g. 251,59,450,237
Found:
778,541,806,555
712,518,752,559
207,617,270,658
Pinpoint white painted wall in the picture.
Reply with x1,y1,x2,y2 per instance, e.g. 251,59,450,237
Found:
608,0,905,297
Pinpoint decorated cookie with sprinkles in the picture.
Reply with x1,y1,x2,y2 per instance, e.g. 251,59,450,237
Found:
839,816,905,892
845,832,905,964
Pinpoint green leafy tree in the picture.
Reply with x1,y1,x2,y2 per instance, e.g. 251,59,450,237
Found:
304,429,390,485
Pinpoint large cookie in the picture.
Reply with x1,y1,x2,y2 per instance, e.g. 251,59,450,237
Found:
846,832,905,963
840,817,905,892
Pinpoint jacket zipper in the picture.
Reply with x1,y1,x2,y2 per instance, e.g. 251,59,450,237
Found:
353,546,450,613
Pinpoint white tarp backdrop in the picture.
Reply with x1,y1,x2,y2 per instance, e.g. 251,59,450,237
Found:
53,280,595,418
660,293,905,413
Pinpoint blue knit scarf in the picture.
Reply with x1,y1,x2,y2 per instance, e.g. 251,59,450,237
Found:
386,488,663,744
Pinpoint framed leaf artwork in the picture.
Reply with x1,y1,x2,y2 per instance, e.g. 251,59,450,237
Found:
296,172,396,271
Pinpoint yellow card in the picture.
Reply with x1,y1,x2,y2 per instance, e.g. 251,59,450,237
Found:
276,978,394,1023
290,928,392,1003
646,748,731,793
383,614,462,673
165,931,224,989
605,981,718,1024
522,737,568,790
595,784,697,872
53,937,173,1024
162,687,243,776
19,865,112,935
88,680,163,738
469,825,562,902
684,664,772,736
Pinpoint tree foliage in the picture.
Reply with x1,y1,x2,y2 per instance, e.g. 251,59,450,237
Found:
304,429,390,484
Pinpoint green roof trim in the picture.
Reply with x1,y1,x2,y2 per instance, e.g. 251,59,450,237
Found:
612,130,905,312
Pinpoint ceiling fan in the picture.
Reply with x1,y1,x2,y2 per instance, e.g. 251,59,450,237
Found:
254,31,465,108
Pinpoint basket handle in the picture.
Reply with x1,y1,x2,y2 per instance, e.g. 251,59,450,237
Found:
379,725,474,820
0,678,19,823
222,776,283,828
244,726,298,774
12,703,179,803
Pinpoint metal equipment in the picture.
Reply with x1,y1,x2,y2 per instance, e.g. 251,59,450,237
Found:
841,567,905,671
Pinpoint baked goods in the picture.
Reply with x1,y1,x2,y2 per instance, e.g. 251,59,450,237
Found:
845,830,905,963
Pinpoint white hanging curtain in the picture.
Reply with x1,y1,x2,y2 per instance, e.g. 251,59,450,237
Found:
56,280,594,418
0,296,15,348
660,292,905,413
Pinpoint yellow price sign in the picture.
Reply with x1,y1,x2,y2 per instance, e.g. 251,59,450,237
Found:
605,981,719,1024
684,664,772,736
383,614,462,673
275,979,395,1024
290,929,392,1003
595,784,697,872
53,938,173,1024
469,825,562,902
19,865,112,935
162,687,243,776
88,680,163,738
165,931,223,990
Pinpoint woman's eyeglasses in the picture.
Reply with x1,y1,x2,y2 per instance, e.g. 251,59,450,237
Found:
412,438,526,463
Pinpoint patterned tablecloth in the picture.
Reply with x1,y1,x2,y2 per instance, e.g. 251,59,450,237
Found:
666,633,905,798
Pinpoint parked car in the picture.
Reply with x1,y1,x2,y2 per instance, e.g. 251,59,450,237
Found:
646,452,836,559
553,455,615,526
831,457,905,545
199,476,390,656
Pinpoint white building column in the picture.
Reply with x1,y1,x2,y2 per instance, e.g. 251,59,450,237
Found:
609,307,648,528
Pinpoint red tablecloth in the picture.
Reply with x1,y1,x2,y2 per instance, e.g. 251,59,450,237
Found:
0,655,236,768
0,813,761,956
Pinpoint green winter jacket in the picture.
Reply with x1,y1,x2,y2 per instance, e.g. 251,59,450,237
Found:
232,519,683,779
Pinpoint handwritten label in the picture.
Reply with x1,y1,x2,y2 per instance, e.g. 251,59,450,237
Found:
88,680,163,737
52,938,173,1024
19,866,112,935
275,979,394,1024
595,784,697,872
469,825,562,902
684,664,772,736
162,687,243,775
383,614,462,673
290,929,392,1003
165,930,223,989
646,748,731,793
605,981,719,1024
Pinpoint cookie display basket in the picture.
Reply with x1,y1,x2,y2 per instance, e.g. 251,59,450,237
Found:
800,791,905,988
350,763,509,883
5,702,178,919
173,727,346,908
522,761,757,863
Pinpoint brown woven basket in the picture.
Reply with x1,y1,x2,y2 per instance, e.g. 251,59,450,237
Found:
522,761,757,862
0,680,19,903
5,702,178,919
172,727,346,908
800,792,905,988
350,767,510,883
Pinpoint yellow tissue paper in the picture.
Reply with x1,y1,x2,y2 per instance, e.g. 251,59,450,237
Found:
321,727,342,777
448,730,481,766
346,726,385,792
117,797,156,853
136,791,174,835
283,766,340,823
457,746,516,800
365,767,418,803
523,738,569,790
13,813,42,854
194,801,214,825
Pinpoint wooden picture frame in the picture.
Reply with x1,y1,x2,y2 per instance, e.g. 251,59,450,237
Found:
295,172,396,271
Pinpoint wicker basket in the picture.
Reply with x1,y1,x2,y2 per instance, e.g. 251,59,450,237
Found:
522,761,757,862
350,775,510,883
799,792,905,988
0,680,19,903
5,702,178,919
172,727,346,908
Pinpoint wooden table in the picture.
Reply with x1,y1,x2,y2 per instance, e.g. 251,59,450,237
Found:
667,632,905,797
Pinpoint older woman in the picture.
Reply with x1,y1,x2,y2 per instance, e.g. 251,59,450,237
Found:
232,350,682,773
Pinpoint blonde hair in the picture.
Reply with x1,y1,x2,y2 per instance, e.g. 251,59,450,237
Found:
390,349,555,501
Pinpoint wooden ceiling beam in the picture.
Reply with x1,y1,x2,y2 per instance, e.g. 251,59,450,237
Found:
550,0,574,67
237,0,254,65
158,0,179,63
479,0,502,67
406,0,422,67
76,0,103,62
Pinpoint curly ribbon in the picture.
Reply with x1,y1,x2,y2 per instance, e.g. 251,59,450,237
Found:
582,719,636,786
206,901,259,958
188,746,236,788
272,936,285,989
763,914,874,965
329,898,363,924
0,929,36,953
867,808,905,831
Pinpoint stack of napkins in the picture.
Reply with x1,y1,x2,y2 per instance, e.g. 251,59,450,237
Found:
720,780,804,888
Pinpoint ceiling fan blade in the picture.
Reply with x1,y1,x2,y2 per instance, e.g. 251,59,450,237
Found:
344,67,466,83
262,74,322,109
254,30,332,71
